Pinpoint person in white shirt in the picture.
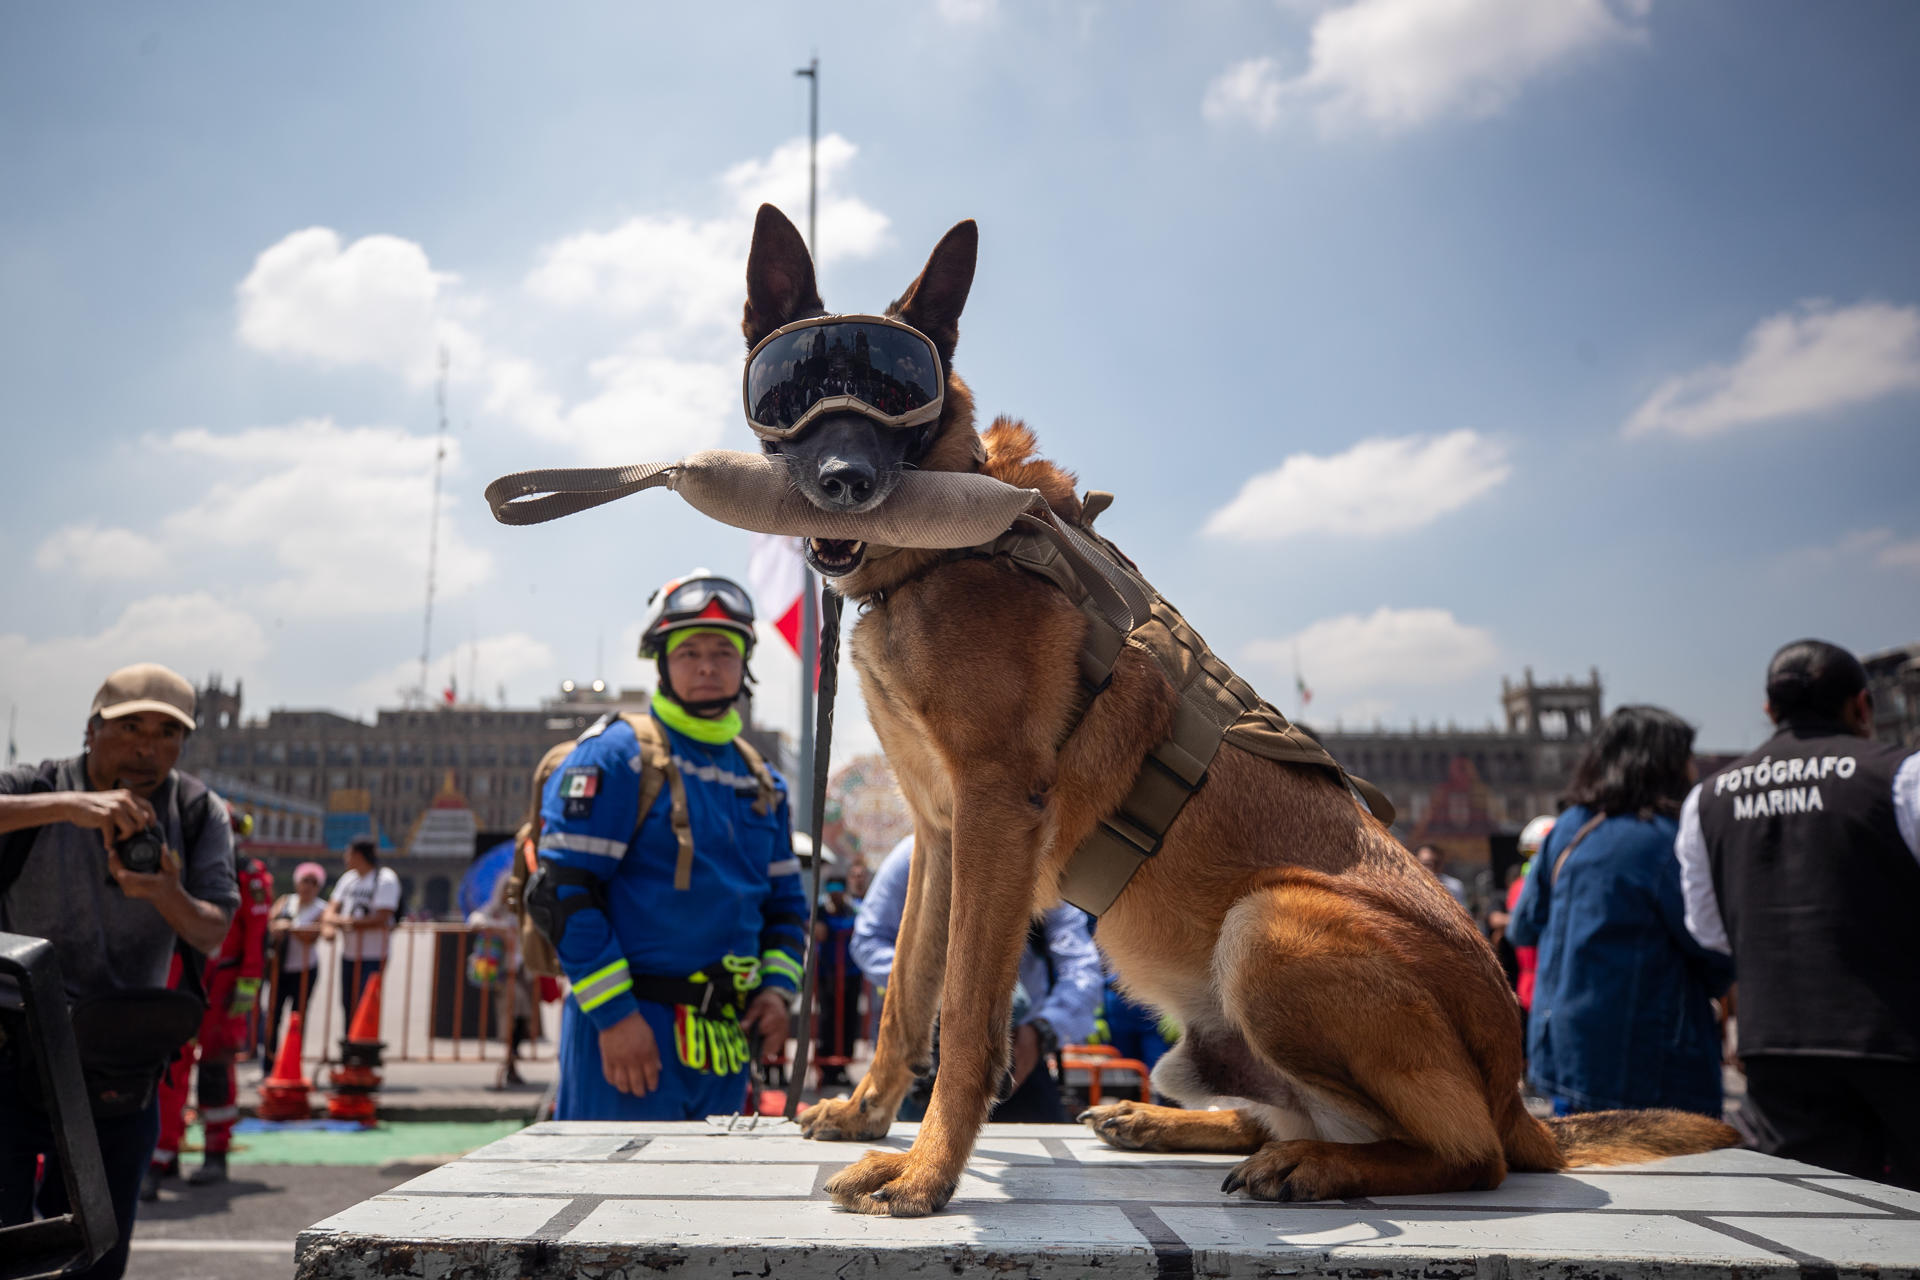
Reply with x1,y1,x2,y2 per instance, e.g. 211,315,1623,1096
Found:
262,861,329,1070
320,836,402,1024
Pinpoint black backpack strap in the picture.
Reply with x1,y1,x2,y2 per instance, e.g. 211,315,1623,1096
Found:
0,759,64,901
167,773,219,1009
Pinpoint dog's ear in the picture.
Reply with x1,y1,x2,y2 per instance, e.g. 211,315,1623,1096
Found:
743,204,824,348
889,220,977,368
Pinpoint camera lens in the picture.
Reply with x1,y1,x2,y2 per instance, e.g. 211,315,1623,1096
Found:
120,827,165,875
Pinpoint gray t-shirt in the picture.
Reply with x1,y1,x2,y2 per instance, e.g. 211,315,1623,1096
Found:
0,756,240,1003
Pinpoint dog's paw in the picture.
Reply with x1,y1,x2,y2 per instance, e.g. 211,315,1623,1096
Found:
1077,1100,1177,1151
798,1094,893,1142
1220,1140,1351,1203
824,1150,957,1217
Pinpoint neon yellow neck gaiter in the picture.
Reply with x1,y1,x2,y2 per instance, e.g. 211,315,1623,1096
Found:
652,690,741,744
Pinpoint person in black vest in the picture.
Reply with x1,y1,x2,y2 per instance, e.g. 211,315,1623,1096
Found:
1675,639,1920,1188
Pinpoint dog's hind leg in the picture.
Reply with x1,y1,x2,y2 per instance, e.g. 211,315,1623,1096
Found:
1079,1101,1269,1153
1214,879,1508,1202
799,829,952,1142
825,765,1045,1216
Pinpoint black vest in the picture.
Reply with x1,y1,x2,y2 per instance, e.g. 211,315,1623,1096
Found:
1697,721,1920,1061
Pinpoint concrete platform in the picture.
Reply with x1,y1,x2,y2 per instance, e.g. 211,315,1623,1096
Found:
294,1119,1920,1279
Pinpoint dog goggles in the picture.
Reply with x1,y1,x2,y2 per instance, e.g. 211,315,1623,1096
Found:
742,314,945,439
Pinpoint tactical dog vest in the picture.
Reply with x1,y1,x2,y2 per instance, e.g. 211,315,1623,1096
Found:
940,492,1395,915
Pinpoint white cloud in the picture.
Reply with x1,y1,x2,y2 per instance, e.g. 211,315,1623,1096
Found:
157,420,492,617
1793,528,1920,574
1247,606,1499,693
0,593,269,762
1203,430,1509,540
1203,57,1288,131
526,133,888,323
236,227,482,383
1624,300,1920,439
348,633,559,712
1207,0,1649,135
34,524,169,579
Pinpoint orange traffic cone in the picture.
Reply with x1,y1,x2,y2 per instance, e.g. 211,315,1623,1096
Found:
327,973,385,1124
257,1011,312,1121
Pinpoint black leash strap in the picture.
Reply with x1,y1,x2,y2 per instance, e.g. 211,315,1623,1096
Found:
783,588,845,1119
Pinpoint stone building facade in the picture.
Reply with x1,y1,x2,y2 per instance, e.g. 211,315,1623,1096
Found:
1312,669,1606,873
181,678,792,852
1864,642,1920,749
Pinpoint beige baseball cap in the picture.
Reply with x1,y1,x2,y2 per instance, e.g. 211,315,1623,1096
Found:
89,663,198,731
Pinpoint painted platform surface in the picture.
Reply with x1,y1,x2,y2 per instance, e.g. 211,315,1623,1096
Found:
294,1119,1920,1279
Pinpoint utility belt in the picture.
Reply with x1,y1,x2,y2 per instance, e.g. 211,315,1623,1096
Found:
631,974,741,1020
629,954,762,1077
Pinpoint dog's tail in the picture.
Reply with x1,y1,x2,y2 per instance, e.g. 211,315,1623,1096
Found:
1541,1109,1740,1166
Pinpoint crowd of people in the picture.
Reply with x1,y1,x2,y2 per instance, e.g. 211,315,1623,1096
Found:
1,581,1915,1276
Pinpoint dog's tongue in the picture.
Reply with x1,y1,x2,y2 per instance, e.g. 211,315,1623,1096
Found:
489,449,1046,549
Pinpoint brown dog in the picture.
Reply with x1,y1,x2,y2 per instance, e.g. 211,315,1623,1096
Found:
741,205,1737,1216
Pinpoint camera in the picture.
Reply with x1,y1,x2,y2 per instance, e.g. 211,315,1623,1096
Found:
119,826,166,875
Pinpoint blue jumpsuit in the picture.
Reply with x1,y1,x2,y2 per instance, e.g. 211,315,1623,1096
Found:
539,714,809,1120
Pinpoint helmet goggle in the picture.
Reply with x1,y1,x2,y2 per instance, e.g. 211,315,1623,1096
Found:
742,314,945,440
640,574,756,659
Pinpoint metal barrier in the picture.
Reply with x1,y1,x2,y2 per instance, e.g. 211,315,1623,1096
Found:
262,923,560,1068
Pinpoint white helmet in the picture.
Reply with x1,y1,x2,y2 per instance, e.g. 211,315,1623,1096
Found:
1518,815,1557,859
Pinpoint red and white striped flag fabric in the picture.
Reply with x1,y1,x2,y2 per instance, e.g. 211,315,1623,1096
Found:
748,533,812,658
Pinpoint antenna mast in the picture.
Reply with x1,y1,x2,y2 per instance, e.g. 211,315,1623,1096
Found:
794,54,821,833
419,345,449,705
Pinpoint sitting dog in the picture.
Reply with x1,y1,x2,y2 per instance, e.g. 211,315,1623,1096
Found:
737,204,1737,1216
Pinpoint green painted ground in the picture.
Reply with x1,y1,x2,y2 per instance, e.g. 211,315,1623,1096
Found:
188,1118,526,1166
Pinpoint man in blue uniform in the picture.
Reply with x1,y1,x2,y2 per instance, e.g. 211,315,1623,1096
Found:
531,571,809,1119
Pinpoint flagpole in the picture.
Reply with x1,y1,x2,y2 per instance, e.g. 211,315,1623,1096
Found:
794,55,821,834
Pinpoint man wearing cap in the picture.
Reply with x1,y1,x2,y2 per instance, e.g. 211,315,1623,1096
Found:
0,663,239,1279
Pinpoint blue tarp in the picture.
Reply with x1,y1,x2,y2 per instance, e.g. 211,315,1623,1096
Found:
458,839,517,917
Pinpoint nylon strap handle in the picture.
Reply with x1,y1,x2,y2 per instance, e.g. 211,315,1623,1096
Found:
485,462,681,526
784,589,846,1120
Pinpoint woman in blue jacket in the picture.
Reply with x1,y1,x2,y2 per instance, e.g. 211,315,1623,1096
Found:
1508,705,1733,1118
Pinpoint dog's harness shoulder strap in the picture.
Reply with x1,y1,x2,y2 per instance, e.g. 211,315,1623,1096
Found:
959,508,1395,917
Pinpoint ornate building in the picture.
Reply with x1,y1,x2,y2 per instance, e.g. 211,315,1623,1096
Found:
1864,642,1920,749
180,678,791,854
1311,668,1607,877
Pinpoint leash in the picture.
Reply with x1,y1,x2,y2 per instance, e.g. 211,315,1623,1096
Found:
783,587,845,1120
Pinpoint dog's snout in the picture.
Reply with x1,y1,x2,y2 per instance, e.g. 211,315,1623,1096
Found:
818,458,876,506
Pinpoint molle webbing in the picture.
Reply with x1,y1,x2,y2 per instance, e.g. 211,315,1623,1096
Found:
958,494,1396,916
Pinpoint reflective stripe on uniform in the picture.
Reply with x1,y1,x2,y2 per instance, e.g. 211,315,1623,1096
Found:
671,756,763,793
201,1106,240,1124
574,958,634,1012
766,857,800,878
761,950,803,985
539,831,627,860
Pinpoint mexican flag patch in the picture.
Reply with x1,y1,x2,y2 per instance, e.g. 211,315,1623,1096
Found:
561,768,599,799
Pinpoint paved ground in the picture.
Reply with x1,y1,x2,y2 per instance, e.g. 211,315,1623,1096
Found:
131,1164,424,1280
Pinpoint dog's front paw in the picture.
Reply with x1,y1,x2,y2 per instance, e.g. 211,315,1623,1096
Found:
798,1093,893,1142
824,1150,957,1217
1077,1100,1174,1151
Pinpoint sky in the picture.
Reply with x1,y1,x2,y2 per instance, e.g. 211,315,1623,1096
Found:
3,0,1917,767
